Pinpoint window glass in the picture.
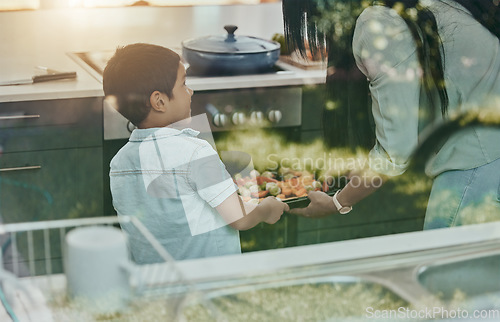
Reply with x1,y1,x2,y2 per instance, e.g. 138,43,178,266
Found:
0,0,278,10
69,0,264,7
0,0,39,10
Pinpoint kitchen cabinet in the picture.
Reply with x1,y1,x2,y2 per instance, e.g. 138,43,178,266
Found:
0,148,104,275
0,148,103,223
0,97,104,224
0,97,104,275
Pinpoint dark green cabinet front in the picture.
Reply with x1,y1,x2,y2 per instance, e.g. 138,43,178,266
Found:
0,97,102,153
0,147,103,223
0,97,104,276
0,97,104,224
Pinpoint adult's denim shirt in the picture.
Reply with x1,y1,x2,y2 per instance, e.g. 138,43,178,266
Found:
353,0,500,177
110,127,240,263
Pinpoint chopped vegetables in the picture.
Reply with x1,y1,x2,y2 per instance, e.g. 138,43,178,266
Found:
261,171,274,179
234,170,330,202
267,184,281,197
249,169,260,179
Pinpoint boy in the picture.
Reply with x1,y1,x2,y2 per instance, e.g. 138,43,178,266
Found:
103,43,289,263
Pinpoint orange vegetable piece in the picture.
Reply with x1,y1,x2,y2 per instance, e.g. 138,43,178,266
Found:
251,190,269,198
295,188,307,197
282,187,293,196
256,176,278,185
289,177,299,188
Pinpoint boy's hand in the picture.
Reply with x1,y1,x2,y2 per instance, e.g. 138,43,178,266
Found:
259,196,290,224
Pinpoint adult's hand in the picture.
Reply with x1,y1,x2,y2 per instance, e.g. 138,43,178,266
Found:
288,190,337,218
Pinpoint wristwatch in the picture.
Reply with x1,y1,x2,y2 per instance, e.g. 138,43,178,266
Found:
332,190,352,215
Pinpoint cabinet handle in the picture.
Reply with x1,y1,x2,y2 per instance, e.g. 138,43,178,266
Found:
0,114,40,120
0,165,42,172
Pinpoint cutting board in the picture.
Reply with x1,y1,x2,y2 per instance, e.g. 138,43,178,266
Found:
279,54,327,70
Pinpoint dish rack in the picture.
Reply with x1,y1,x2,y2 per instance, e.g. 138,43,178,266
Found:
0,216,219,321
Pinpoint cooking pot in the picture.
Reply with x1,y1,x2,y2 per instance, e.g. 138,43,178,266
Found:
182,25,281,76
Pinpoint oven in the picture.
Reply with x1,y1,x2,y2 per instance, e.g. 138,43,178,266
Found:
102,84,304,140
188,86,307,253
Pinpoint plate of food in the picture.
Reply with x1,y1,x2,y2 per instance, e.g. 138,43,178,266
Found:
234,169,338,209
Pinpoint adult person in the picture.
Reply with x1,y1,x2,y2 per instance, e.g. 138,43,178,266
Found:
283,0,500,228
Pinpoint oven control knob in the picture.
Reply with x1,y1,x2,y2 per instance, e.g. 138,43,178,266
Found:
268,110,283,123
213,113,228,127
126,121,137,133
231,112,246,125
250,111,264,125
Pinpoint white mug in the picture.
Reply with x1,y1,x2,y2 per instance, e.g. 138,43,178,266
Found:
63,225,137,314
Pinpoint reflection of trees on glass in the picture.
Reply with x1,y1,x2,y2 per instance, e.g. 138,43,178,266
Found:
305,0,375,150
283,0,500,232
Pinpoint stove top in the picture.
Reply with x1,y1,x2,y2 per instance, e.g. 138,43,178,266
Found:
186,64,286,77
68,49,325,92
69,49,289,82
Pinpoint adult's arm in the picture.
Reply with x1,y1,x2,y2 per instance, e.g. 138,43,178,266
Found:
289,169,386,218
292,6,421,218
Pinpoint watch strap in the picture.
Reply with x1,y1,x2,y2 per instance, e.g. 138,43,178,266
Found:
332,190,352,215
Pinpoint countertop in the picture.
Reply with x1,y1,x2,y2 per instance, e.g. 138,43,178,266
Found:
15,221,500,322
0,3,326,103
170,221,500,283
4,217,500,321
21,220,500,286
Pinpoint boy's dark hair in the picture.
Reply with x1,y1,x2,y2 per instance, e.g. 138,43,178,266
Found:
103,43,181,126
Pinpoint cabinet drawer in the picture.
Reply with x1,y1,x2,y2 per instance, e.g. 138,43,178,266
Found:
0,148,103,223
0,97,103,152
0,148,104,276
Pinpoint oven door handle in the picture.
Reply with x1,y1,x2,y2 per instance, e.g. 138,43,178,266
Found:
0,165,42,172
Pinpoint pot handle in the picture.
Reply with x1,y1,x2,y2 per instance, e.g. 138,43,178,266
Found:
224,25,238,42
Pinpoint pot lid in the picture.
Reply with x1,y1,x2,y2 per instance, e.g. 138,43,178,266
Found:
182,25,280,54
